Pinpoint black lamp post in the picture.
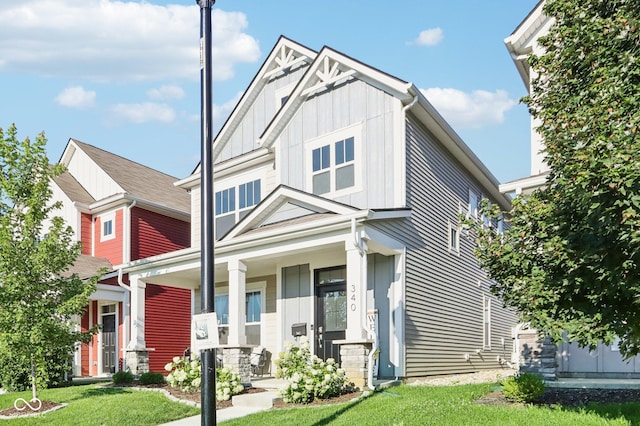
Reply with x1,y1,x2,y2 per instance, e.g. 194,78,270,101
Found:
196,0,215,425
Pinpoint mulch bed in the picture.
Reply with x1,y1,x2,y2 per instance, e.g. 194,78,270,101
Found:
0,400,65,418
475,388,640,407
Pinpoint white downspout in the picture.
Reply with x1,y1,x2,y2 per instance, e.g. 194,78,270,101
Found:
403,95,418,113
117,268,131,371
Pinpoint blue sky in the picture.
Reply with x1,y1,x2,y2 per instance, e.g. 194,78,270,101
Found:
0,0,538,184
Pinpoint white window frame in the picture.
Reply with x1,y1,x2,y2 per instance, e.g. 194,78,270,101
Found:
468,190,479,220
483,295,492,350
100,211,116,242
448,221,460,255
215,281,266,345
305,123,363,198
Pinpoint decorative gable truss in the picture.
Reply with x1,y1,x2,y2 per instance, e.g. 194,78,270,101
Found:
263,42,312,81
301,56,357,98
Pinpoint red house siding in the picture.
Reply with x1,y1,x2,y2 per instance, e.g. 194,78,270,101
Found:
145,284,191,373
131,208,189,260
80,213,93,255
81,310,90,377
95,209,124,265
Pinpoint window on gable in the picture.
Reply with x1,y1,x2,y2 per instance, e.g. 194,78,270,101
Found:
312,145,331,194
310,135,357,196
100,212,116,241
215,187,235,216
335,137,355,191
239,179,261,210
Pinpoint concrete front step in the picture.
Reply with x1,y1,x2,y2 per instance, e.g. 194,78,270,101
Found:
232,389,280,409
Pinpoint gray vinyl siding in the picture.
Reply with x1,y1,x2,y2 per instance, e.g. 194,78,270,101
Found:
277,79,399,209
395,115,516,378
217,66,309,163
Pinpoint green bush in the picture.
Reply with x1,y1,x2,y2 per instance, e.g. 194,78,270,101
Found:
139,372,165,385
112,370,134,385
275,336,356,403
0,342,72,392
502,372,545,403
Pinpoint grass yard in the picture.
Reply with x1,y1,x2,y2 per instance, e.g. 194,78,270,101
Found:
0,384,200,425
222,383,640,426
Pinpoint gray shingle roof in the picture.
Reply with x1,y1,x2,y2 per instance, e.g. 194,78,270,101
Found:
53,170,95,205
71,139,189,214
62,254,112,280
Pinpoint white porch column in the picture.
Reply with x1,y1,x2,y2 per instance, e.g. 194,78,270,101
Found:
128,276,147,349
228,259,247,346
345,241,367,340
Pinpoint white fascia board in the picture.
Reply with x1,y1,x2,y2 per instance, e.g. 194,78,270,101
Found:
125,246,201,273
368,209,411,220
218,210,370,253
499,173,548,195
91,283,126,302
175,148,274,190
223,186,360,240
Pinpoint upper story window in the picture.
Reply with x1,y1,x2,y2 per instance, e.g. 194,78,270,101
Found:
215,179,262,239
307,124,361,197
100,212,116,241
215,188,236,216
239,179,261,210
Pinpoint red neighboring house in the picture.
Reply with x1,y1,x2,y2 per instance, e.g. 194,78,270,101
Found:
50,139,191,377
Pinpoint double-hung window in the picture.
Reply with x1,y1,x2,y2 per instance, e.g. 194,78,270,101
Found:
309,126,359,196
214,285,264,346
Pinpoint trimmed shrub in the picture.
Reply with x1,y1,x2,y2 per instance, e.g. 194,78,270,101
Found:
139,372,165,385
112,370,134,385
502,372,545,403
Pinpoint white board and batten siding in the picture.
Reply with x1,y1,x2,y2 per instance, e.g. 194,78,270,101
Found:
277,79,400,210
216,66,309,164
395,116,517,378
66,146,122,201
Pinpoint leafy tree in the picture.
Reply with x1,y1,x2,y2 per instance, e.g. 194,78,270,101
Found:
471,0,640,357
0,124,100,398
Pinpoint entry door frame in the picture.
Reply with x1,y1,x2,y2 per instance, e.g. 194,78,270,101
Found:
314,266,347,363
98,303,118,376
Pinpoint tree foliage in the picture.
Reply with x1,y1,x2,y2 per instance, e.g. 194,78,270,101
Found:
472,0,640,357
0,124,100,393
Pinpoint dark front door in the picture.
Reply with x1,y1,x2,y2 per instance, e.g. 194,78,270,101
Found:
102,313,116,374
315,267,347,363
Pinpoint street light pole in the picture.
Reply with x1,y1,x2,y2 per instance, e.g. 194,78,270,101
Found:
197,0,215,425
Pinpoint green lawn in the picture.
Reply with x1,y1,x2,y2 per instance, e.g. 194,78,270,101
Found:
0,384,200,425
2,382,639,425
221,383,640,426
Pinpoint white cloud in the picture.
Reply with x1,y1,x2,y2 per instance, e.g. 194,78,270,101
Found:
0,1,260,82
55,86,96,109
412,28,444,46
420,87,517,129
147,85,185,101
111,102,175,124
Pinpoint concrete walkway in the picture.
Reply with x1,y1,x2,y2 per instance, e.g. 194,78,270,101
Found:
160,378,287,425
547,377,640,389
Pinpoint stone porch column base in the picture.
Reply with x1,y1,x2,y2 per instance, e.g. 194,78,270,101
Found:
337,341,373,389
124,349,152,375
220,346,252,382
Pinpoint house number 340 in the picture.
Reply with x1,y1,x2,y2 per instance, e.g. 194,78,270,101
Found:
350,284,357,311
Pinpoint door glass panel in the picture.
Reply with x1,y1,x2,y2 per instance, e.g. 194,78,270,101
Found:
324,290,347,332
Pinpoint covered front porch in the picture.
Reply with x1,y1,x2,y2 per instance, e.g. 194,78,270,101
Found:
123,189,409,387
